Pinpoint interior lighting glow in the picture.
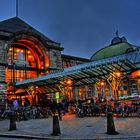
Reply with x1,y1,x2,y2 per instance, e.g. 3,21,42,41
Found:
17,49,20,52
131,69,140,77
28,55,32,58
46,63,49,67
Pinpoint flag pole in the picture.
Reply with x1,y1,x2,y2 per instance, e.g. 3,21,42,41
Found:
16,0,18,17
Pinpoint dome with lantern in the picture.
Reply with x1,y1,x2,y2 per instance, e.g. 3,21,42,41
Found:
91,32,140,61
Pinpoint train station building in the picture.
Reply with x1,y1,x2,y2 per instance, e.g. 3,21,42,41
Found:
0,17,140,105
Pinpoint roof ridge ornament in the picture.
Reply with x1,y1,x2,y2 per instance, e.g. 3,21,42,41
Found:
115,30,119,37
110,30,122,45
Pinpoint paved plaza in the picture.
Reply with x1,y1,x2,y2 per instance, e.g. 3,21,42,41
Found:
0,113,140,139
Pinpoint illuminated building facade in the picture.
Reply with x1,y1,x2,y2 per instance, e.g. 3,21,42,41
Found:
0,17,140,105
0,17,89,104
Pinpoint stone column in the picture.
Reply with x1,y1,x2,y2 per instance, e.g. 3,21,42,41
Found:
73,87,78,101
0,40,8,106
85,86,89,98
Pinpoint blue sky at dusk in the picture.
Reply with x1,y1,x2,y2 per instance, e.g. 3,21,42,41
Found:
0,0,140,58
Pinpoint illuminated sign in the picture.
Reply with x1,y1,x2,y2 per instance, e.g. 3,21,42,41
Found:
13,59,28,66
55,92,60,99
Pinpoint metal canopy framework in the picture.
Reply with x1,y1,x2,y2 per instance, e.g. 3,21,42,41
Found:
16,51,139,92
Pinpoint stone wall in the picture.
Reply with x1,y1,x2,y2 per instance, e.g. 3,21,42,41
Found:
0,40,8,103
49,49,63,70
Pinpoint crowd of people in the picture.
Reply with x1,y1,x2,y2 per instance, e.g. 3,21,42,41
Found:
73,97,140,118
0,99,71,121
0,97,140,121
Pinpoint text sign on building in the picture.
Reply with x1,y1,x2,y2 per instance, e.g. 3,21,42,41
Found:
13,59,28,66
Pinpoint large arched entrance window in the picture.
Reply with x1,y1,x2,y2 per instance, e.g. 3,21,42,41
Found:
6,36,50,94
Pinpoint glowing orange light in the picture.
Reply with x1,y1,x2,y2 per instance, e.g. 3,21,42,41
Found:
9,48,12,51
17,49,20,52
28,51,30,54
28,55,32,58
116,72,121,77
131,69,140,78
20,50,23,53
67,79,72,85
100,82,105,86
46,64,49,67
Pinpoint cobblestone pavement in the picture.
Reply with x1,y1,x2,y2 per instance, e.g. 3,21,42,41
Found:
0,113,139,139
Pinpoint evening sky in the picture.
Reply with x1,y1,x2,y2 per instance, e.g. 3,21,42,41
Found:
0,0,140,59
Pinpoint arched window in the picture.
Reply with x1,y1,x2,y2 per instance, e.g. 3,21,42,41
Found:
6,38,49,83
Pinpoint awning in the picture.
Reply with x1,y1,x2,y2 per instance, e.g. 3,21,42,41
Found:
16,51,139,91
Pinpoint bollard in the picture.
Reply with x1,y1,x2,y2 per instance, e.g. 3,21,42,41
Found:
9,112,17,131
106,112,119,135
52,115,61,136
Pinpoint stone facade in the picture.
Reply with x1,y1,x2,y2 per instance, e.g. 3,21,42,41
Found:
0,17,91,103
0,39,8,103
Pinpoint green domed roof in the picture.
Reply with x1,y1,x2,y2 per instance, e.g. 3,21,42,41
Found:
91,37,139,61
